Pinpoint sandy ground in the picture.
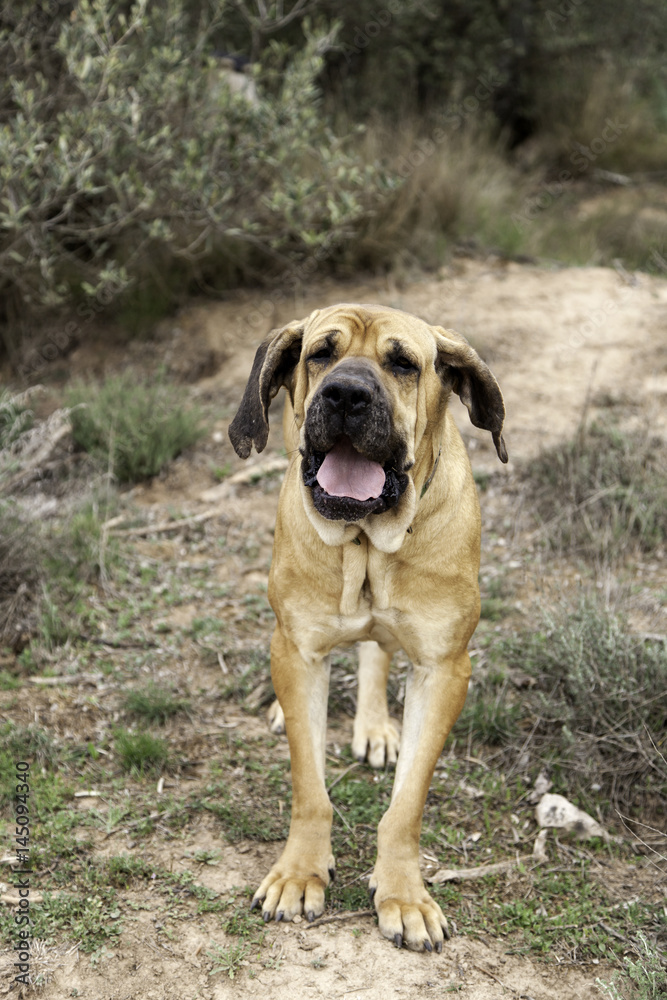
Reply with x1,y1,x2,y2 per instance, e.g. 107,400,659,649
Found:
2,258,666,998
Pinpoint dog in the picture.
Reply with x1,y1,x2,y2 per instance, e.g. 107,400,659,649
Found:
228,303,507,951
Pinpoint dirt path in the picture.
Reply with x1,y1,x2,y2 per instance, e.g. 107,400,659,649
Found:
3,259,666,999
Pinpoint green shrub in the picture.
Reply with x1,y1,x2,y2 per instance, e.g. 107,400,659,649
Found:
67,373,203,482
0,0,390,323
597,931,667,1000
495,598,667,803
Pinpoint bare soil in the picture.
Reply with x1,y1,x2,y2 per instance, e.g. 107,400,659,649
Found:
1,258,666,999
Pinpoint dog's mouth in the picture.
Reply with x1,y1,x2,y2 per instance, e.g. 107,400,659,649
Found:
301,436,409,521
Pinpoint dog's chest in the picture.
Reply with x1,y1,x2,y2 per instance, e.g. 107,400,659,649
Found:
339,535,391,614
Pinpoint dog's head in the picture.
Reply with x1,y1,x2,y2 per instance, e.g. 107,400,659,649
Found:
229,304,507,548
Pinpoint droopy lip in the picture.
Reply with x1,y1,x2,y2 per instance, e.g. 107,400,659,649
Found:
301,442,409,522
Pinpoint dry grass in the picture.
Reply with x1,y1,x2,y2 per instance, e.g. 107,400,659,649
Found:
0,502,41,646
491,595,667,811
344,123,532,272
529,64,667,175
521,420,667,562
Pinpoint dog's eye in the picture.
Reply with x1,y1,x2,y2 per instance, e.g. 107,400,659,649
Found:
308,345,333,362
391,355,418,375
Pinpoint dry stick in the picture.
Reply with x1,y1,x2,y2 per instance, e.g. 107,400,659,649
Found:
473,963,518,994
327,761,361,793
428,854,536,884
331,801,351,832
75,634,159,649
615,811,667,867
104,808,178,839
339,867,374,890
108,506,229,537
505,714,543,781
645,725,667,769
29,673,103,686
305,909,374,930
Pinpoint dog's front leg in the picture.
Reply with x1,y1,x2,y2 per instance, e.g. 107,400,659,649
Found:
370,652,471,951
252,626,334,923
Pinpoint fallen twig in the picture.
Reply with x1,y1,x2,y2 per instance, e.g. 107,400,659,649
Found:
327,761,361,793
104,809,177,838
428,854,535,884
29,672,103,686
473,963,518,993
108,506,228,537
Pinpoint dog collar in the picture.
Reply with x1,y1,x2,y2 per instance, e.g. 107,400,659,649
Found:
406,447,442,535
420,447,441,499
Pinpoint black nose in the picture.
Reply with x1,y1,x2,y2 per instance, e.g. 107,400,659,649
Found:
321,378,372,417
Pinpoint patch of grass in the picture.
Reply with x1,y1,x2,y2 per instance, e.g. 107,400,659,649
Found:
523,421,667,559
454,670,522,746
34,496,121,648
0,669,20,690
330,772,390,827
204,795,288,843
0,501,42,644
39,589,76,648
188,616,225,639
114,729,169,775
67,372,204,483
123,682,189,725
597,931,667,999
0,725,61,811
221,650,272,703
106,855,156,887
493,596,667,806
35,888,123,954
207,941,250,980
0,722,58,767
221,898,266,939
431,862,664,965
480,575,513,622
211,463,232,481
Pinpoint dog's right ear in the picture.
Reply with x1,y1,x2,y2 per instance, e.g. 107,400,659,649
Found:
228,320,305,458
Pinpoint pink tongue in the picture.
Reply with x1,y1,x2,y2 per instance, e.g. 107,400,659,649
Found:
316,438,386,501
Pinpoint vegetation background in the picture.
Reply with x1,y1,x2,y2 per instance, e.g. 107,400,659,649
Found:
2,0,667,362
0,2,666,997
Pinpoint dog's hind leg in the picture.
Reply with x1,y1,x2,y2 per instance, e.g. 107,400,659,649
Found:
352,641,400,768
267,698,285,734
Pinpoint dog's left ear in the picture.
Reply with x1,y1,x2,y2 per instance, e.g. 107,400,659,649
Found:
433,327,508,463
229,319,305,458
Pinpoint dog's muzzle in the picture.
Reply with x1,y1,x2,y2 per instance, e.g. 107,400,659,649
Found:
301,363,409,521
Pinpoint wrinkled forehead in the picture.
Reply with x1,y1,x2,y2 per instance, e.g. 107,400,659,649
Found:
303,303,436,354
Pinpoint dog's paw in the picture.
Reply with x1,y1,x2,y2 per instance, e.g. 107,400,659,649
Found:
369,867,449,952
352,717,400,768
267,699,285,735
251,851,335,923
